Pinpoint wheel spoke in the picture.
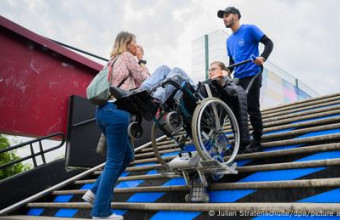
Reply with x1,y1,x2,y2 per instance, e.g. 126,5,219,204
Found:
210,103,221,130
193,98,240,165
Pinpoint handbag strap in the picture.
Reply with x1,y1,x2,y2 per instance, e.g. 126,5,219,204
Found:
107,56,119,82
107,55,130,88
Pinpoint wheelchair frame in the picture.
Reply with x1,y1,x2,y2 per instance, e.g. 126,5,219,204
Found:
113,75,241,202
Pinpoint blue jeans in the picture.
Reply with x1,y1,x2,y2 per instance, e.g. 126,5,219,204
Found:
90,102,133,217
140,65,195,104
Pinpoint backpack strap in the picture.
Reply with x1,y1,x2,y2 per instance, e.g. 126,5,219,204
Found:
107,56,119,82
107,55,130,88
117,75,129,88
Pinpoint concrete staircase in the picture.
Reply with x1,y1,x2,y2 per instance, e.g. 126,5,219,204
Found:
1,93,340,219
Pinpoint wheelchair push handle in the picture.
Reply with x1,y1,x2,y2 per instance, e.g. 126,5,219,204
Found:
226,55,256,70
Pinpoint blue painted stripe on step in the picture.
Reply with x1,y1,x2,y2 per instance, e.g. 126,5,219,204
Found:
238,167,325,182
161,145,198,157
55,209,78,217
53,195,73,202
120,172,129,177
112,209,127,216
147,170,158,174
264,128,294,135
133,162,156,167
236,159,253,166
290,103,340,114
298,188,340,203
150,211,201,220
127,192,165,202
209,189,256,202
296,151,340,162
27,208,44,216
115,180,144,188
294,129,340,139
80,183,93,190
291,114,340,124
162,151,179,157
163,177,186,186
262,145,303,152
184,144,196,152
254,215,339,219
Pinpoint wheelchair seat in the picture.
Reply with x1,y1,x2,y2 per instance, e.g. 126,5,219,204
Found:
110,86,157,121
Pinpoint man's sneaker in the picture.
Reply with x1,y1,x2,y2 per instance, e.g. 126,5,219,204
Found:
238,141,250,154
93,213,124,219
243,140,262,154
82,190,95,205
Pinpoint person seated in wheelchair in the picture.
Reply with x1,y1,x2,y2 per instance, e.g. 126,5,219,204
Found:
111,65,195,121
201,61,254,154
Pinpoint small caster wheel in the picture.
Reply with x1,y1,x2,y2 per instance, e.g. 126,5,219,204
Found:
185,193,191,203
203,194,210,203
128,122,143,139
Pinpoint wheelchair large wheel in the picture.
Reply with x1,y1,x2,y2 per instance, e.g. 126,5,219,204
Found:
191,97,240,165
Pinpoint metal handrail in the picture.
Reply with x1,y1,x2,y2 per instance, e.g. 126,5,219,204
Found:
0,132,66,170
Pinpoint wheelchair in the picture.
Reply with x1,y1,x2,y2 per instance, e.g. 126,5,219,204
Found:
110,56,261,202
111,76,240,202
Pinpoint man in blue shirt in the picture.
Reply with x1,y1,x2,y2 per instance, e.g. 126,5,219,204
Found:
217,6,273,153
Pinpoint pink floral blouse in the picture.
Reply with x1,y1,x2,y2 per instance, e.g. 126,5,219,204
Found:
110,52,150,90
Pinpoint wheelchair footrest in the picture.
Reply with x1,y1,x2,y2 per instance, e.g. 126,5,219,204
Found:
199,160,238,174
167,151,201,170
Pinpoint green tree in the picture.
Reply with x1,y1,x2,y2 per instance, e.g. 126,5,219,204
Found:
0,134,31,180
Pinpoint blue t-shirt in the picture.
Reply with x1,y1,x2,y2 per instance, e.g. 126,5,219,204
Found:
227,24,264,78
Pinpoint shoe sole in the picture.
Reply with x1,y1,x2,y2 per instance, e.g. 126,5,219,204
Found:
82,194,94,205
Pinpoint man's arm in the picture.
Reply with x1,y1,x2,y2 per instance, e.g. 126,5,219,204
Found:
228,56,235,73
259,35,274,61
228,35,273,69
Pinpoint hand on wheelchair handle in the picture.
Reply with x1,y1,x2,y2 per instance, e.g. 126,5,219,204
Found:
253,56,265,65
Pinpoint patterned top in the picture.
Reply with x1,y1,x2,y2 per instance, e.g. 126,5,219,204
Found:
110,52,150,90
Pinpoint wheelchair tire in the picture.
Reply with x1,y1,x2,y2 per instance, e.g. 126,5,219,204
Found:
128,122,143,139
191,97,240,165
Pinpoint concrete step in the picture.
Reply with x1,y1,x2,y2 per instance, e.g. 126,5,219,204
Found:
261,93,340,114
0,216,91,220
56,177,340,195
72,157,340,191
263,99,340,120
24,202,340,219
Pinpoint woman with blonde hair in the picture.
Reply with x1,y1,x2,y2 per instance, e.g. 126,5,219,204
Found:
83,31,149,220
83,31,193,219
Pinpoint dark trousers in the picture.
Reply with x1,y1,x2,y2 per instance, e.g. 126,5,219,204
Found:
238,73,263,142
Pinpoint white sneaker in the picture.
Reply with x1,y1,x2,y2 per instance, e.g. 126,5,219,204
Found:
82,190,95,205
93,213,124,219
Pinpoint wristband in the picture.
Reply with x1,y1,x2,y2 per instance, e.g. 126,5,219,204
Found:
138,59,147,65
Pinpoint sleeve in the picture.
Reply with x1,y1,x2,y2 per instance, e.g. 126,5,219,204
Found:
125,52,150,87
249,25,265,42
259,35,274,60
228,56,235,73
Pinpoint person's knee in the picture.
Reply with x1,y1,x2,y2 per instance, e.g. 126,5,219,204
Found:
157,65,171,73
172,67,186,75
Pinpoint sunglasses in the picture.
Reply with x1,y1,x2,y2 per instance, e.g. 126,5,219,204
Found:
208,67,221,72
